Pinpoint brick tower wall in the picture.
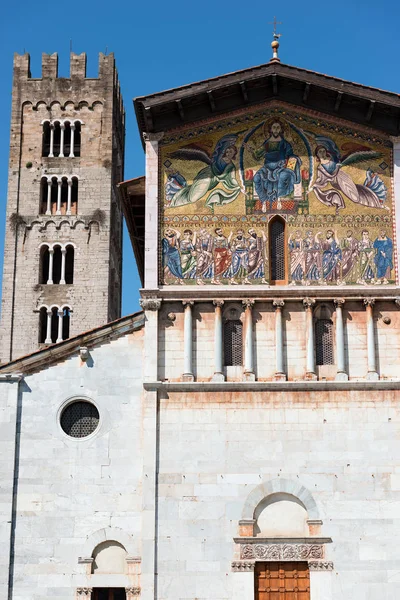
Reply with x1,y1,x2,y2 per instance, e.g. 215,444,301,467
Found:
0,52,125,363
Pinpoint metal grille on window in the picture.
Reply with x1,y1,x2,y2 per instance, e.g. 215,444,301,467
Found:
60,401,99,438
224,320,243,366
315,318,334,365
270,219,285,281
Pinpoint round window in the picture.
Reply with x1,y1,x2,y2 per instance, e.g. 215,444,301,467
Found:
60,400,99,438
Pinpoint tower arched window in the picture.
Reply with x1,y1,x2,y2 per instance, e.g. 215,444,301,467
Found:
269,216,286,284
65,245,74,284
315,318,334,366
39,176,78,215
41,120,82,158
39,243,75,285
224,319,243,366
39,305,71,345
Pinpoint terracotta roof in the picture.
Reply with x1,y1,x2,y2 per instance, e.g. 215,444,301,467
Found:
134,61,400,144
0,310,145,375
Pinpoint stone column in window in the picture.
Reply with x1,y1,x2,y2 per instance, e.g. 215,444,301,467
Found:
182,301,194,382
49,123,55,157
303,297,317,380
60,248,67,285
48,248,54,284
56,309,64,343
66,180,73,215
56,179,62,215
46,179,52,215
242,299,255,381
69,123,75,157
273,299,286,381
212,299,225,382
45,309,52,344
59,122,65,157
334,298,348,381
364,298,378,380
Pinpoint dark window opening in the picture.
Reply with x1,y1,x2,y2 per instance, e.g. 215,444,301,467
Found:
64,121,71,155
71,177,78,213
74,121,81,156
39,246,49,284
269,217,286,283
92,590,126,600
39,307,48,343
65,246,74,284
315,318,334,365
40,178,48,213
53,122,61,156
224,319,243,366
60,401,99,439
50,178,58,213
53,246,62,284
50,307,59,343
62,307,71,340
42,122,50,157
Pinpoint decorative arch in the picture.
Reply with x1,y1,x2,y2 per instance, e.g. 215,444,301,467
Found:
80,527,137,559
241,478,320,521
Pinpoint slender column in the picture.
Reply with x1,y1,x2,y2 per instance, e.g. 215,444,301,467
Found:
56,309,64,343
212,300,225,381
47,248,54,284
49,124,55,157
69,123,75,157
66,180,73,215
364,298,378,380
45,309,52,344
182,301,194,381
273,300,286,381
60,248,66,285
303,298,317,380
46,180,52,215
334,298,348,380
59,123,65,157
56,180,62,215
242,299,255,381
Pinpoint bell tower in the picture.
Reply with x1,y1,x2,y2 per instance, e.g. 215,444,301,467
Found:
0,52,125,363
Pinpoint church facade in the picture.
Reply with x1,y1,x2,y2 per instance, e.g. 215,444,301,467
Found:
1,45,400,600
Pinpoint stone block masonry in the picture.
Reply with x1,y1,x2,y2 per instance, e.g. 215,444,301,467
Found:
0,52,125,362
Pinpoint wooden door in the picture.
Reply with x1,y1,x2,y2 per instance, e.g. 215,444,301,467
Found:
255,562,310,600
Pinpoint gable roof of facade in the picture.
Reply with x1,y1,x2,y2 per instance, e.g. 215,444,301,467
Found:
0,311,145,376
134,61,400,143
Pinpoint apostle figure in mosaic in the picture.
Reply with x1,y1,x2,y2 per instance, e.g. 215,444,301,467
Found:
211,228,232,284
162,229,183,284
195,228,214,284
321,230,342,283
357,230,376,284
341,230,360,282
168,134,242,208
308,136,387,212
288,230,305,283
373,230,393,284
245,228,267,282
229,229,249,284
180,229,197,279
245,119,301,212
303,230,322,283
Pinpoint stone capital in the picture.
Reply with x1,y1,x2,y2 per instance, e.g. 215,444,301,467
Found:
139,298,161,311
242,299,255,308
273,299,285,309
231,561,255,572
143,131,164,143
182,300,194,307
303,297,315,309
125,587,141,598
213,299,225,308
363,297,375,308
76,589,92,598
334,298,345,308
309,561,334,571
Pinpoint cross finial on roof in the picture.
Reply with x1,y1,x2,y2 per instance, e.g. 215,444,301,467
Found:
269,16,282,62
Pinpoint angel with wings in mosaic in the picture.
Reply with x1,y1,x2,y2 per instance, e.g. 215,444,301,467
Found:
307,135,388,212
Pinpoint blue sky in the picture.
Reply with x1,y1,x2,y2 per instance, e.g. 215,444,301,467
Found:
0,0,399,316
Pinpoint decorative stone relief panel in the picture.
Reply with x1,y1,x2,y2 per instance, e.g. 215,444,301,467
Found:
240,543,324,560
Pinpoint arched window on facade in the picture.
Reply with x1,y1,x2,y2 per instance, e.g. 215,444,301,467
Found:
224,319,243,366
269,216,286,284
39,305,71,345
315,318,334,366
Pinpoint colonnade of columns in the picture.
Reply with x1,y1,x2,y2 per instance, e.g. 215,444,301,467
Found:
45,246,68,285
44,307,68,344
178,297,394,382
48,122,77,158
45,178,75,215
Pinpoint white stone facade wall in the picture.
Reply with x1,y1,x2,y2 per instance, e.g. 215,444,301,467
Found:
1,331,143,599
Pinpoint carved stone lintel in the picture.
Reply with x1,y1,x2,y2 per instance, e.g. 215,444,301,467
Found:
395,298,400,309
76,589,92,598
333,298,345,308
242,299,255,308
139,298,162,311
363,297,375,308
309,561,334,571
143,132,164,143
232,561,255,572
125,587,141,598
182,300,194,307
273,299,285,309
213,299,225,308
240,543,324,561
303,297,316,309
